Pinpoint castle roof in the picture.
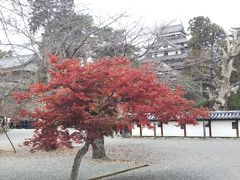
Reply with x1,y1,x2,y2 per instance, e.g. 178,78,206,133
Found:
162,24,187,35
0,54,38,72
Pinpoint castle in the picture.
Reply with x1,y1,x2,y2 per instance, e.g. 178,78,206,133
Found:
145,24,188,70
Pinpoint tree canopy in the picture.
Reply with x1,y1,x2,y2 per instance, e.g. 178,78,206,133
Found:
27,0,74,33
13,54,208,179
183,16,227,108
188,16,226,51
13,55,207,148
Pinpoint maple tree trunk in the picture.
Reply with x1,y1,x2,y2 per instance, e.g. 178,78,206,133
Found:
92,137,107,159
70,142,90,180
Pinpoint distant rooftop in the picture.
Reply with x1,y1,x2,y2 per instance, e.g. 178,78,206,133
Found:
169,37,188,44
162,24,186,35
207,111,240,120
0,54,38,72
156,53,188,62
196,111,240,121
149,111,240,121
0,55,32,69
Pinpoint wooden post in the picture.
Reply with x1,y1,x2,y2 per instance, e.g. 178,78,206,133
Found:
139,125,142,137
3,128,16,153
161,122,164,137
183,124,187,137
203,122,206,138
153,121,156,138
236,120,239,138
208,120,212,137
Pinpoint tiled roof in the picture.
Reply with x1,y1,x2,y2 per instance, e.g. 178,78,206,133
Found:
0,54,38,72
207,111,240,120
162,24,186,35
148,111,240,121
169,38,188,44
0,55,33,69
158,53,188,61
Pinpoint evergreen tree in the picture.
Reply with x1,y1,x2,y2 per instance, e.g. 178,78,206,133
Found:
183,16,226,108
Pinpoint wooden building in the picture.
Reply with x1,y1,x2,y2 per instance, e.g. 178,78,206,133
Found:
0,54,38,85
0,54,38,118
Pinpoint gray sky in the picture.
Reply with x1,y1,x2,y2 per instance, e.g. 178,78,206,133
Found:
79,0,240,32
1,0,239,55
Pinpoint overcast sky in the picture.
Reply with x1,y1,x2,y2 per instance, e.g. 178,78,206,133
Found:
79,0,240,32
1,0,239,55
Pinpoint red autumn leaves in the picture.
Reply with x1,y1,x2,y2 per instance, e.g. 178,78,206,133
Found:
13,55,208,151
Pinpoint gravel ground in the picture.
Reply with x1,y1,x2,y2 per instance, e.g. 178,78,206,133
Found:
1,130,240,179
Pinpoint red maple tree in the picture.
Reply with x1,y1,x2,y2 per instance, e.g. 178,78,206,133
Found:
13,54,208,180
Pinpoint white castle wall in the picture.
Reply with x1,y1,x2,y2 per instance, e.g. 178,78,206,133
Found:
132,126,141,136
142,126,154,136
131,120,238,138
211,121,236,137
186,122,204,137
162,122,184,136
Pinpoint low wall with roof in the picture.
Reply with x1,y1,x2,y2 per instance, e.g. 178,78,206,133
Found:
131,111,240,138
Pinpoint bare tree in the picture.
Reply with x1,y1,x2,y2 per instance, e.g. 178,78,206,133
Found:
207,29,240,110
0,0,174,143
0,0,172,70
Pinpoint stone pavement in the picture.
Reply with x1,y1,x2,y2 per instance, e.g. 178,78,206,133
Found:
1,130,240,179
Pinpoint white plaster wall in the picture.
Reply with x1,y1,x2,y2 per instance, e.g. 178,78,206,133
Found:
155,125,162,136
186,122,204,137
238,121,240,133
205,127,210,137
168,51,175,56
131,124,155,136
157,53,164,57
211,121,236,137
131,123,162,137
132,121,238,137
186,121,210,137
131,125,141,136
142,125,154,136
162,122,184,136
